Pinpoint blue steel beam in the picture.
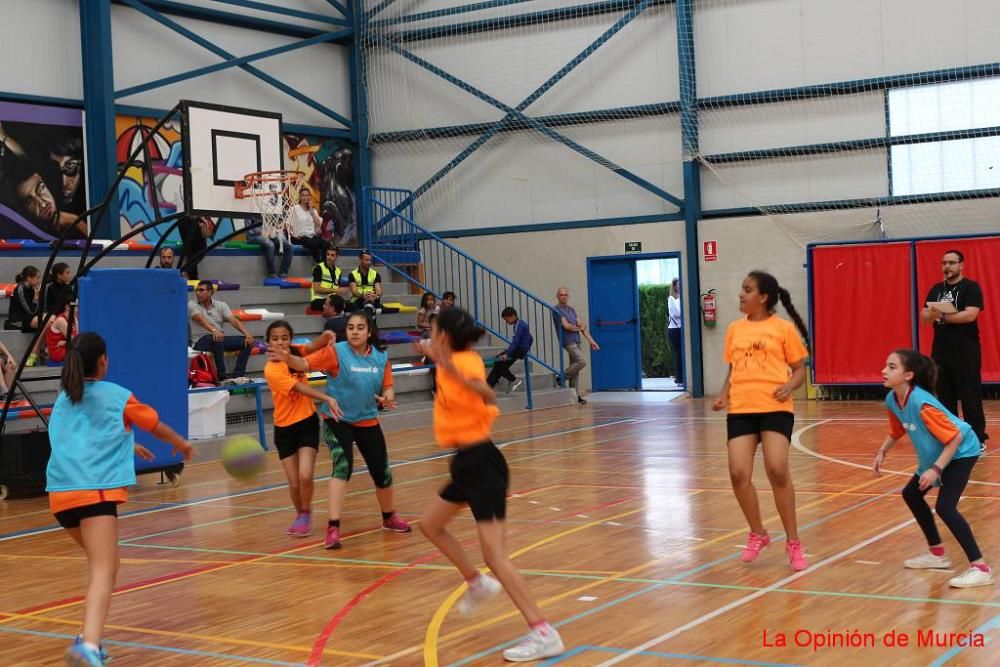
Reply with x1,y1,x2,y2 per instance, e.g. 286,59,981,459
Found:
116,29,352,98
699,63,1000,109
370,102,680,143
110,0,336,38
120,0,352,128
677,0,703,398
205,0,348,23
370,0,534,27
323,0,351,19
378,0,684,208
387,0,675,43
366,0,400,21
80,0,120,240
702,125,1000,164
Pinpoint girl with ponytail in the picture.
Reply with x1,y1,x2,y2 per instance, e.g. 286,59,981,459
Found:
712,271,810,571
876,349,991,588
47,332,192,665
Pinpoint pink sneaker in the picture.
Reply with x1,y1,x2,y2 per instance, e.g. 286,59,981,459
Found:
287,513,312,537
382,512,412,533
786,540,808,571
324,525,342,550
740,532,770,563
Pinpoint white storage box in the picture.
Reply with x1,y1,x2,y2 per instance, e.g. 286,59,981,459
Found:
188,391,230,440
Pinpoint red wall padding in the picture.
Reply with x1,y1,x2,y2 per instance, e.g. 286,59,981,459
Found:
915,237,1000,382
812,243,914,384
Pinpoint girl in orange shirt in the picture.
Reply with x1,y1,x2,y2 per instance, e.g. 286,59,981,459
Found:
713,271,810,571
418,308,565,662
264,320,342,537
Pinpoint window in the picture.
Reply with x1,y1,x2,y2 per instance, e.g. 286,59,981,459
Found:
888,78,1000,196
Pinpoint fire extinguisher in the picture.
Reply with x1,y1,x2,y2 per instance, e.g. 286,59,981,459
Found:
701,289,717,327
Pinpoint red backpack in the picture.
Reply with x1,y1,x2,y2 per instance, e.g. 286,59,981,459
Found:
188,353,218,387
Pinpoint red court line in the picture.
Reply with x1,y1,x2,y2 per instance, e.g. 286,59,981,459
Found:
306,492,644,666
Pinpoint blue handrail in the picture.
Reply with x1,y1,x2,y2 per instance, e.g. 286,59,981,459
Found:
365,186,566,406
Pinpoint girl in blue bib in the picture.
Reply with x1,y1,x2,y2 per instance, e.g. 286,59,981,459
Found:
278,311,410,550
875,349,991,589
47,333,192,666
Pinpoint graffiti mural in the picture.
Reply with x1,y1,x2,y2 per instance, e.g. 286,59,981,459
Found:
0,101,87,241
117,118,357,247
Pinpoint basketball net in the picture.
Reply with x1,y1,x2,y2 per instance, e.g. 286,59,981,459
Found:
236,170,304,238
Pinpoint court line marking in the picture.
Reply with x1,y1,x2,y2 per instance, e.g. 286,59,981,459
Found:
0,417,641,543
0,625,310,666
594,518,916,665
0,611,380,660
928,611,1000,665
792,418,1000,487
415,473,900,666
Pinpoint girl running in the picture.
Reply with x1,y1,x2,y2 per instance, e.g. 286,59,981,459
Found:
712,271,810,571
418,307,565,662
47,332,192,666
875,349,992,588
275,311,411,550
263,320,342,537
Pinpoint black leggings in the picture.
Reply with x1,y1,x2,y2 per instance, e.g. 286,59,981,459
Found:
902,456,982,562
324,419,393,488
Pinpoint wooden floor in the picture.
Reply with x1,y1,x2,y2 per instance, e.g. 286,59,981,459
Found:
2,398,999,666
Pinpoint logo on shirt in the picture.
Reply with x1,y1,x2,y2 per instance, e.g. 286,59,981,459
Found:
735,340,768,372
349,366,379,374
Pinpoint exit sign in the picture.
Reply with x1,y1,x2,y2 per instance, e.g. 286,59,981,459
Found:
625,241,642,254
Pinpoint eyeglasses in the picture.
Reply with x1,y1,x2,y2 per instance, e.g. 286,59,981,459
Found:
941,261,961,266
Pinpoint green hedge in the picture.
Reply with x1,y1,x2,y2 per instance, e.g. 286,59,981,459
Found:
639,284,676,378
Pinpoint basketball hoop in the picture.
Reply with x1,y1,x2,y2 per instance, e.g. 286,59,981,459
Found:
235,170,305,238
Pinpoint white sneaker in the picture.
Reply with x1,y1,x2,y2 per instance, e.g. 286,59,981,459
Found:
508,379,522,394
456,574,502,616
503,625,565,662
949,567,994,588
905,553,952,569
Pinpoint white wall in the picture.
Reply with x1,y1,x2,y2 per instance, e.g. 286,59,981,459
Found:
112,7,351,128
453,220,689,394
0,0,82,100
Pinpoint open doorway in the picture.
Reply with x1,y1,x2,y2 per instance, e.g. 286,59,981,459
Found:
636,257,683,391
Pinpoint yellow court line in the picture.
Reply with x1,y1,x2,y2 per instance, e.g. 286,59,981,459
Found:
423,499,659,666
0,611,382,660
411,473,898,666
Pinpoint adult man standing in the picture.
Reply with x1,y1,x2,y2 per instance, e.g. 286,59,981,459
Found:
921,250,988,451
349,249,383,314
552,287,599,404
189,280,255,383
310,245,342,311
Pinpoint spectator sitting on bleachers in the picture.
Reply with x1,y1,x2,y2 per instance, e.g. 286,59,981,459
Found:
417,292,438,337
6,265,45,367
309,245,342,311
440,291,456,311
245,214,292,279
289,187,327,264
46,305,78,364
188,280,255,383
43,262,72,320
487,307,533,392
349,249,383,315
323,294,348,342
155,247,175,269
0,339,16,398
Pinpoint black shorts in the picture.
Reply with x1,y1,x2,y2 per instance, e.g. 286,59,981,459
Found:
274,412,320,460
727,411,795,441
54,501,118,529
439,441,509,521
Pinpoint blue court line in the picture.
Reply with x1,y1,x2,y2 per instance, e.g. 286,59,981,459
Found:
0,418,637,542
928,613,1000,666
539,644,806,666
0,626,303,666
447,488,895,666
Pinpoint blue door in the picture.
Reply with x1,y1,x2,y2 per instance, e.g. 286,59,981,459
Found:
588,258,640,391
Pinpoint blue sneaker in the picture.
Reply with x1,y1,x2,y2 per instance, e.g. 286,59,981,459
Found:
65,636,108,666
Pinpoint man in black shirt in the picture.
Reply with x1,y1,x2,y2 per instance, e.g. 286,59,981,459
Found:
921,250,988,451
322,294,347,342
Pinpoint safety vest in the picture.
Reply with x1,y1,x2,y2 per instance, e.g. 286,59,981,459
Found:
350,268,378,296
310,263,341,302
